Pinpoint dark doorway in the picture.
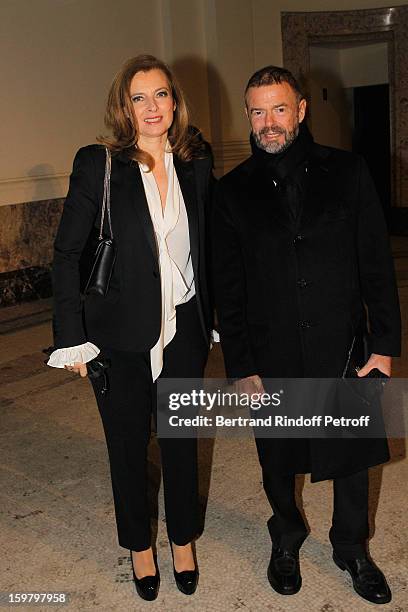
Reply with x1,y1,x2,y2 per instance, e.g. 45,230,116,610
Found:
352,84,391,217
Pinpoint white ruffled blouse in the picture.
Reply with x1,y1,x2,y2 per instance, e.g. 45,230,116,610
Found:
47,147,195,381
139,148,195,380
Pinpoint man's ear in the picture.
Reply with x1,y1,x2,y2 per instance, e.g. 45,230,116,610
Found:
298,98,307,123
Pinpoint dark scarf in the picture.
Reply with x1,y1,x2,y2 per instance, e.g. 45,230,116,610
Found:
251,122,314,221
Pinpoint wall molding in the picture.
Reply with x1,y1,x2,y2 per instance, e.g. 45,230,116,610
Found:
0,172,69,207
0,139,253,200
211,139,251,175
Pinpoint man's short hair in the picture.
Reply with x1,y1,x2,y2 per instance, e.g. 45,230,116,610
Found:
245,65,304,102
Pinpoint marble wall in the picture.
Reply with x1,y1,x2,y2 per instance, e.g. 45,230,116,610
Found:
0,198,63,307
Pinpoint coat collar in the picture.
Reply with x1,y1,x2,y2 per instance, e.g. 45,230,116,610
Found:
244,140,331,178
243,141,333,232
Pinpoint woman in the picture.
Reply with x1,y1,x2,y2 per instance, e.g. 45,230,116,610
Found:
48,55,214,601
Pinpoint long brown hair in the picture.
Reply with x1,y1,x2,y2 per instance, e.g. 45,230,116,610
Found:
98,55,204,169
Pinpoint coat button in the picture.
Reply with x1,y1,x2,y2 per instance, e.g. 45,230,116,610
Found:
299,320,312,329
297,278,308,288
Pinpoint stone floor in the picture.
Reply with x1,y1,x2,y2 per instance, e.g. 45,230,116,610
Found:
1,239,407,611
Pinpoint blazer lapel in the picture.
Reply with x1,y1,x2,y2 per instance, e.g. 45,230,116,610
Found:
113,152,200,271
174,156,200,272
113,154,159,265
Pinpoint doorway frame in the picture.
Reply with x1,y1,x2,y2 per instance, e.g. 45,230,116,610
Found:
281,7,408,209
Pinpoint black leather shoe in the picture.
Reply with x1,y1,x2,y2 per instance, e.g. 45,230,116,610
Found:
267,547,302,595
173,568,199,595
131,555,160,601
171,543,199,595
333,552,391,604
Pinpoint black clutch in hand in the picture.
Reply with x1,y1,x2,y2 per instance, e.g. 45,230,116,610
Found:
364,367,389,379
361,368,389,397
343,337,389,404
87,357,111,395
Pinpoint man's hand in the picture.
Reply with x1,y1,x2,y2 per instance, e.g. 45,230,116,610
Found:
357,354,392,377
64,362,88,377
236,374,265,396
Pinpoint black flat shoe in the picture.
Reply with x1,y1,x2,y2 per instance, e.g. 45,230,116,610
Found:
333,551,391,604
267,547,302,595
131,554,160,601
171,543,199,595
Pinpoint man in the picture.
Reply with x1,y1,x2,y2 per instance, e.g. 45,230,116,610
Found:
212,66,401,604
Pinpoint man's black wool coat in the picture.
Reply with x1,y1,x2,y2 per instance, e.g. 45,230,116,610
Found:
212,134,401,481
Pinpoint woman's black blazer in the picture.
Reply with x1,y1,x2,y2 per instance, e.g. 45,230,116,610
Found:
52,143,214,352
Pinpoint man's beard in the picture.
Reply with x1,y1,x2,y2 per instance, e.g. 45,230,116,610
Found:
253,123,299,154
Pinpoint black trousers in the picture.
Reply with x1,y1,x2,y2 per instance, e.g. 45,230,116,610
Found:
256,441,369,558
91,297,208,551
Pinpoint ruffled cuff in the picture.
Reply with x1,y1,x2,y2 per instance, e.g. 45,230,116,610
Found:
47,342,100,368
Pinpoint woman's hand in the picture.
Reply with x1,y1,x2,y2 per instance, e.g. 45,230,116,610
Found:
64,362,88,377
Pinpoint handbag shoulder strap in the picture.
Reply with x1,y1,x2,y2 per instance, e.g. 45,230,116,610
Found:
99,147,113,240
